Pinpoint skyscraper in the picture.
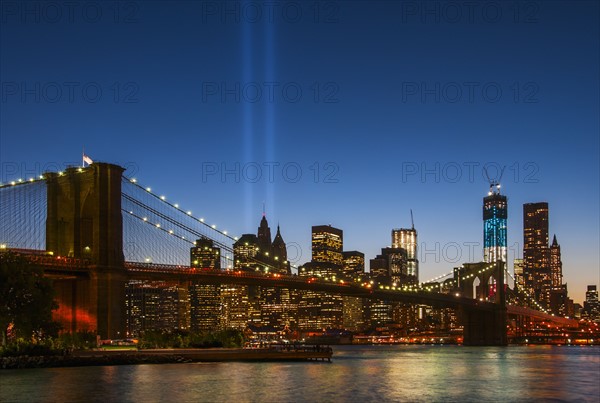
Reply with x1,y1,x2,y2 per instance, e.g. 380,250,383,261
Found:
523,202,550,306
234,234,260,271
513,258,525,290
190,238,221,331
312,225,343,267
297,224,345,331
483,183,507,264
550,235,563,288
272,225,290,273
342,251,365,279
583,285,600,321
257,214,272,255
392,228,418,283
191,237,221,270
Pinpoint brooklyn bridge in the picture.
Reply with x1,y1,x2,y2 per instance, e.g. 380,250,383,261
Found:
0,162,578,345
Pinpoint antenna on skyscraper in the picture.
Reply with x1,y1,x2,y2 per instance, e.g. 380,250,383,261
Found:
483,166,506,194
410,209,415,230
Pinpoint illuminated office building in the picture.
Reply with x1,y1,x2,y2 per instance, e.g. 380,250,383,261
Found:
189,238,221,331
523,202,551,306
583,285,600,321
342,250,365,279
550,235,563,288
483,184,507,264
392,227,418,283
369,247,408,286
513,258,525,290
312,225,343,268
125,281,186,336
297,225,345,331
233,234,260,271
191,237,221,270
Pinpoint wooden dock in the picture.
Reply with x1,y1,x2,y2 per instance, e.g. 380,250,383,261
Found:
74,346,333,363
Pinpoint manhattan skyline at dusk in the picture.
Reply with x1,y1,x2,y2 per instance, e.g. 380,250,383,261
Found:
1,3,599,402
1,1,598,305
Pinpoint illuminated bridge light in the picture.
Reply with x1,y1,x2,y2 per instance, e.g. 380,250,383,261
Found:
146,187,151,192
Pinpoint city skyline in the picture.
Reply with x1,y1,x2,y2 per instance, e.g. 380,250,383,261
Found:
1,1,598,304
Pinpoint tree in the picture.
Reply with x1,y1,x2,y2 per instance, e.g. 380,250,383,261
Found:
0,252,58,346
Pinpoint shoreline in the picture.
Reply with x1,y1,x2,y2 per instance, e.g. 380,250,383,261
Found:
1,347,333,370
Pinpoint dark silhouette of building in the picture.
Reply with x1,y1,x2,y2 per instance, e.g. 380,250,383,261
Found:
369,247,408,286
235,215,290,274
548,235,568,315
257,214,272,256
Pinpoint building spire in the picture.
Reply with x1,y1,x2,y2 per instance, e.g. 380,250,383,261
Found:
552,234,558,246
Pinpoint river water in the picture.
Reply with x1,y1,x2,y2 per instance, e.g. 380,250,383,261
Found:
1,345,599,402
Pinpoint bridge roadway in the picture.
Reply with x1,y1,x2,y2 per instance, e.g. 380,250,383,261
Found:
15,251,499,312
9,250,580,330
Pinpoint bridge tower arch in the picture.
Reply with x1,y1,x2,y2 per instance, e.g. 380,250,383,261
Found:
458,261,507,345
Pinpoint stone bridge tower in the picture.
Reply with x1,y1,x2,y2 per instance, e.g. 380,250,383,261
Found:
45,162,126,339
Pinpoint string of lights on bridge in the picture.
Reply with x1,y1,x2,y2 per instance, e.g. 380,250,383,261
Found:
0,167,88,188
124,175,304,274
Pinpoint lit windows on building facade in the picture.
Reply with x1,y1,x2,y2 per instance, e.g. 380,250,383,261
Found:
392,228,419,283
483,186,507,264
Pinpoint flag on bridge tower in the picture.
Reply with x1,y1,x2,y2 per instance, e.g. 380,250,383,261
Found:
83,152,93,167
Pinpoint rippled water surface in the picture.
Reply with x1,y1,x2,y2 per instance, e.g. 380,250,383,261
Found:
2,345,599,402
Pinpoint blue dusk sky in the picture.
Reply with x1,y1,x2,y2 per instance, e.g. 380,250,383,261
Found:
1,1,598,303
